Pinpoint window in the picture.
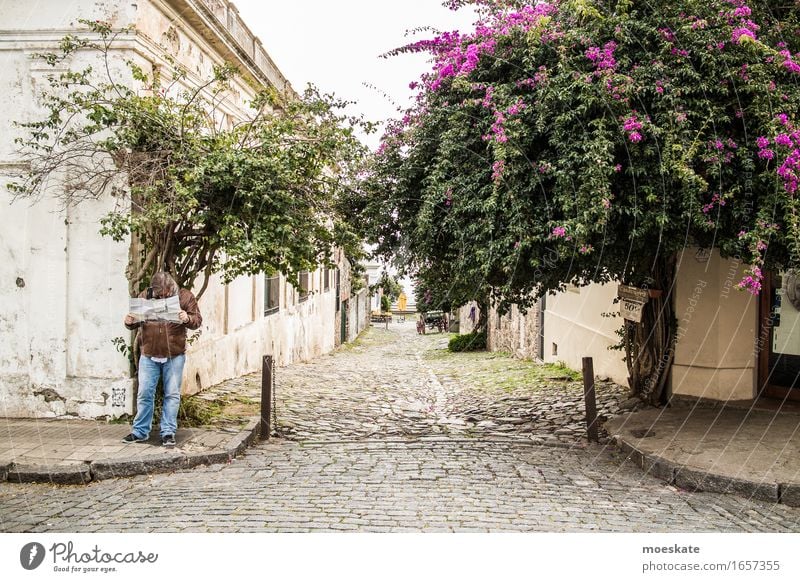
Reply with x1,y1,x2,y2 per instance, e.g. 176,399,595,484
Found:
264,274,279,315
299,271,310,302
324,268,330,291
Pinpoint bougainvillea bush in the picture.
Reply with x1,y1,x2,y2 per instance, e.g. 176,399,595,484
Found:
357,0,800,401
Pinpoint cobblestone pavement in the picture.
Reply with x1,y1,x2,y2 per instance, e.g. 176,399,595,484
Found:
2,323,799,532
200,322,632,444
2,441,799,532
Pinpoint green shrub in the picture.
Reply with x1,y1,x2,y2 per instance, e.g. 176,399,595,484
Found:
448,331,487,352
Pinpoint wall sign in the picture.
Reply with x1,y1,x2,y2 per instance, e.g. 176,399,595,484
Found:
618,284,650,323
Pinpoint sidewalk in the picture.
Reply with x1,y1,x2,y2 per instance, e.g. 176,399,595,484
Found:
605,400,800,506
0,417,261,484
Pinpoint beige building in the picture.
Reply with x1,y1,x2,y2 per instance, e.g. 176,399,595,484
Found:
466,247,797,404
0,0,367,419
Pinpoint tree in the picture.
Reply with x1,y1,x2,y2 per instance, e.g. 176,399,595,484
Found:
355,0,800,403
372,271,404,302
9,20,370,298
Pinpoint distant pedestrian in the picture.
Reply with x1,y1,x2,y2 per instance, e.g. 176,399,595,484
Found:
122,272,202,447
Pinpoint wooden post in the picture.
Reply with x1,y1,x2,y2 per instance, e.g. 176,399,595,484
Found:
260,355,272,440
582,357,599,442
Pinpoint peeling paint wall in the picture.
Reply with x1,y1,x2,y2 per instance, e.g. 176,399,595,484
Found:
0,2,134,418
1,0,350,419
182,270,340,396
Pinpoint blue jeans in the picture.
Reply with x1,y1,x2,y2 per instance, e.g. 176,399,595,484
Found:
132,354,185,439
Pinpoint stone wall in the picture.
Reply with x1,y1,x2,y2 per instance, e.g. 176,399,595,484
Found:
486,303,543,360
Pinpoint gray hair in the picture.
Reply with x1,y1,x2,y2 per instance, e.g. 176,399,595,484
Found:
150,272,178,298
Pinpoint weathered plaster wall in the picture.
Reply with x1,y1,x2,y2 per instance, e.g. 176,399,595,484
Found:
347,288,370,342
184,271,338,395
671,248,758,401
1,3,134,418
469,284,627,384
1,0,349,418
458,302,479,335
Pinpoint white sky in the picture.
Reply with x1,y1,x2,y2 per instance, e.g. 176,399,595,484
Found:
234,0,476,149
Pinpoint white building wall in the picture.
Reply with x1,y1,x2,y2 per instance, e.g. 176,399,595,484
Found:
0,0,346,419
185,272,338,395
0,2,134,418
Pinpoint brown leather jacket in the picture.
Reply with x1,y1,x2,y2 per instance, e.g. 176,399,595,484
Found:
125,288,202,358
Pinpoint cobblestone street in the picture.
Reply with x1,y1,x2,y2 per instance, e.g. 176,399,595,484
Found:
207,322,631,443
2,323,800,532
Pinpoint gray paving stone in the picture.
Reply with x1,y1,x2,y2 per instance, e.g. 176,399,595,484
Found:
642,454,675,483
184,450,232,469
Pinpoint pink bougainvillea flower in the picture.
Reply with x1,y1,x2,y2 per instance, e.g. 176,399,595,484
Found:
732,27,757,43
491,160,505,183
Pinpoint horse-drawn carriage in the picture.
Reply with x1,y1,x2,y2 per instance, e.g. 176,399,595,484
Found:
416,310,448,334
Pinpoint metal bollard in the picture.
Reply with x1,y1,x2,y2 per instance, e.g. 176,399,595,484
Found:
582,357,599,442
260,355,273,440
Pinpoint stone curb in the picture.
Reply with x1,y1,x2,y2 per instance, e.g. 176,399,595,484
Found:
1,418,264,485
779,483,800,507
90,452,187,481
7,463,91,485
224,418,261,456
610,434,793,506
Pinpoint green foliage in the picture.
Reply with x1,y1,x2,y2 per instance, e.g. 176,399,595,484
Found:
448,331,488,352
355,1,800,310
10,20,371,297
541,361,582,382
371,270,404,302
380,294,392,312
111,336,133,360
350,0,800,401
